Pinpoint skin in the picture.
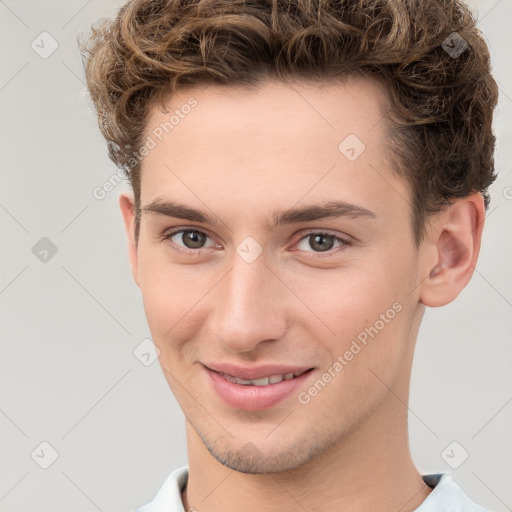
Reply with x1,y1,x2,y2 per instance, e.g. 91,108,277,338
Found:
119,77,485,512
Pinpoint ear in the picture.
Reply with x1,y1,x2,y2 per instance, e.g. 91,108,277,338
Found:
419,193,485,307
119,193,140,287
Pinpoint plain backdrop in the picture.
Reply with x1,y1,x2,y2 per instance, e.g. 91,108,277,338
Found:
1,0,511,511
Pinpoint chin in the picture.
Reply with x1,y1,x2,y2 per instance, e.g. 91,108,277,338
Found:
199,431,329,475
211,448,308,474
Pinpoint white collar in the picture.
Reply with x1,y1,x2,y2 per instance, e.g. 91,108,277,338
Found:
135,468,489,512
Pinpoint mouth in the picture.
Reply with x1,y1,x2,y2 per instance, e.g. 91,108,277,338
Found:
211,368,313,387
203,365,316,411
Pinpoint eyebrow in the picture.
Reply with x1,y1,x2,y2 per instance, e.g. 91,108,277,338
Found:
141,198,376,230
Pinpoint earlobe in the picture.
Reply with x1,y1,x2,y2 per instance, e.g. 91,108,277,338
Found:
419,194,485,308
119,193,140,288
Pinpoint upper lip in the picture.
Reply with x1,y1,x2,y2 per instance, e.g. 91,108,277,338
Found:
202,362,314,380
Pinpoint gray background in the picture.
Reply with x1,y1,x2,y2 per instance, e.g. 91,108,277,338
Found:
0,0,511,511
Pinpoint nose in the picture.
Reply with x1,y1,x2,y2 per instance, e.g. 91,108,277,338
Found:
209,250,289,354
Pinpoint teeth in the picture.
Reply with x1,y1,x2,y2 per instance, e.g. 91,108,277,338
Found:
222,373,237,384
249,377,271,386
221,370,308,386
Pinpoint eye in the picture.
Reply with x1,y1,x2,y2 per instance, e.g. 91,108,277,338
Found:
162,228,217,254
295,231,348,255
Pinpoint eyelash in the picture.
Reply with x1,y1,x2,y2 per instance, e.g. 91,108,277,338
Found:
160,227,351,258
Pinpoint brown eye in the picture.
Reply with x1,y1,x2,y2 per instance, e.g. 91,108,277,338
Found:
296,231,347,254
180,230,207,249
163,228,216,253
308,234,335,252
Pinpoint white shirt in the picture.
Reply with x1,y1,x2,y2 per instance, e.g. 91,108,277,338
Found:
134,467,490,512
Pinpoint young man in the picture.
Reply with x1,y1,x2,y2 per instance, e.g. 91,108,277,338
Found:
83,0,498,510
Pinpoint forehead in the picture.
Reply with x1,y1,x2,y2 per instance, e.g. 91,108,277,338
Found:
145,76,391,150
140,77,407,224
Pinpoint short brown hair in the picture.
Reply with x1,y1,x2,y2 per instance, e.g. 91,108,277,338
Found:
81,0,498,244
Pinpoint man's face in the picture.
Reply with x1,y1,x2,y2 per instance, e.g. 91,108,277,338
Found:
127,78,427,473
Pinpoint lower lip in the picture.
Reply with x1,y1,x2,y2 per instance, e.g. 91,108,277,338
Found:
205,366,314,411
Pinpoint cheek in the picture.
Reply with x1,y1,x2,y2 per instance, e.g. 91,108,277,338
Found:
292,261,407,333
294,296,413,430
291,258,415,383
137,248,203,347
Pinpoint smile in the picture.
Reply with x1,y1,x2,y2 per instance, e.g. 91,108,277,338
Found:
218,369,309,387
204,366,315,411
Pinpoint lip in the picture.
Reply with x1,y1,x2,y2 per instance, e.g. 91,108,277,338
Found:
202,362,313,380
203,364,315,411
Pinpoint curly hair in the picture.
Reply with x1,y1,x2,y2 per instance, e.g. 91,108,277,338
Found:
81,0,498,244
